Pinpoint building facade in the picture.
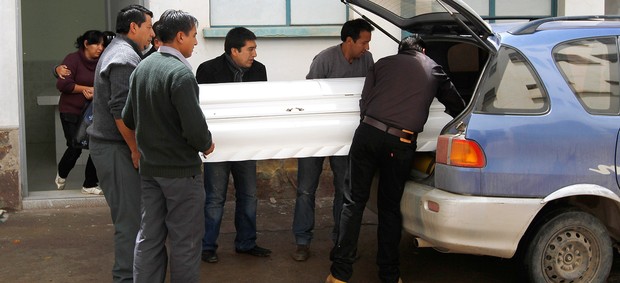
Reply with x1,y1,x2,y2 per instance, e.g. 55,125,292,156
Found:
1,0,616,210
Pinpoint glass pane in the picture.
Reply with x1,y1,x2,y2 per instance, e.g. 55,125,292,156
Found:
291,0,347,25
365,0,454,18
463,0,489,16
554,37,620,115
495,0,551,16
210,0,286,26
478,47,548,114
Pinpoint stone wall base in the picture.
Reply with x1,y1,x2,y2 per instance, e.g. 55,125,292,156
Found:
0,128,20,210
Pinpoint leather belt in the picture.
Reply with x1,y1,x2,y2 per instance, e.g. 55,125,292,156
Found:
362,116,416,143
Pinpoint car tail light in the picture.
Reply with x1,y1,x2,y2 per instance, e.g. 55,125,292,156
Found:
436,135,485,168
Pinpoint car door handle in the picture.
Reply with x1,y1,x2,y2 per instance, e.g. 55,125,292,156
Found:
286,107,304,112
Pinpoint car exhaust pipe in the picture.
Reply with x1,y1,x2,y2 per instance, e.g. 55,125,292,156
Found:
413,237,434,248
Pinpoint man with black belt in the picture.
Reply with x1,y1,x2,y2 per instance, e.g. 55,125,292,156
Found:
326,35,466,283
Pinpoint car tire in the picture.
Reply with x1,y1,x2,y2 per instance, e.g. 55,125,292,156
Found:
523,209,612,283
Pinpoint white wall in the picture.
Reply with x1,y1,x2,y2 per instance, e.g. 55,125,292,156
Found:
558,0,605,16
147,0,399,81
0,0,20,127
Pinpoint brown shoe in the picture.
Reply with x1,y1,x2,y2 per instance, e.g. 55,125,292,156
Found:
325,274,346,283
292,245,310,261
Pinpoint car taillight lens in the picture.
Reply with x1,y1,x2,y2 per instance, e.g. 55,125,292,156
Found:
436,135,485,168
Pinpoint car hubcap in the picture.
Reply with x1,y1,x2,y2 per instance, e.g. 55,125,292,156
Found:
543,230,593,282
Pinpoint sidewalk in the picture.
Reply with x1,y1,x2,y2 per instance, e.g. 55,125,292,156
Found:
0,197,381,283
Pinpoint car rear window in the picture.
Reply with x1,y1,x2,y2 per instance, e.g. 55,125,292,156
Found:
553,37,620,115
476,46,548,114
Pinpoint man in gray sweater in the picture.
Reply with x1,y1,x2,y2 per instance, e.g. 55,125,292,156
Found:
87,5,154,283
122,10,214,283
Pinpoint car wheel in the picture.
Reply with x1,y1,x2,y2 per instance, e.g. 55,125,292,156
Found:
523,209,612,283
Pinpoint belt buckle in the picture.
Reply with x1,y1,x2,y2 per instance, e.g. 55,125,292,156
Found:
400,129,413,144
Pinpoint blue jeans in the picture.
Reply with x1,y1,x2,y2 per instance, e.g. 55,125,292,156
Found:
202,161,257,251
292,156,347,246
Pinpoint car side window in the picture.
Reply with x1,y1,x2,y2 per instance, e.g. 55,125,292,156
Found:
553,37,620,115
476,46,548,114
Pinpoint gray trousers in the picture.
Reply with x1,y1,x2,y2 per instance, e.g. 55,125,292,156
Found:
133,175,205,283
89,140,141,283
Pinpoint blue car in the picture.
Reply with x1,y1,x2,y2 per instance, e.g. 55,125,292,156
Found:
345,0,620,281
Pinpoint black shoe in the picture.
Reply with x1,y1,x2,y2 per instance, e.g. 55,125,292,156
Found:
235,245,272,257
292,244,310,261
201,250,218,263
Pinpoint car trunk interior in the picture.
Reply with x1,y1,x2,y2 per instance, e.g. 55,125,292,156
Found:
425,39,489,105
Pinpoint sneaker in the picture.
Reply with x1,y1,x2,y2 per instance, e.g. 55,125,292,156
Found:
201,250,218,263
81,186,103,195
292,244,310,261
55,174,66,190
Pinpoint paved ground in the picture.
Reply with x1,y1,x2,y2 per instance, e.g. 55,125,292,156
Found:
2,198,620,282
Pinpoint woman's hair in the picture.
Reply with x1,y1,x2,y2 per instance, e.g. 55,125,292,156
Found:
75,30,104,49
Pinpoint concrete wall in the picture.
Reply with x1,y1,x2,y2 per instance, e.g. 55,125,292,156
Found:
0,0,21,210
148,0,400,81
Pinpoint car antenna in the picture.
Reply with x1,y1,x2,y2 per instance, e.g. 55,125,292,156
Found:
341,0,400,44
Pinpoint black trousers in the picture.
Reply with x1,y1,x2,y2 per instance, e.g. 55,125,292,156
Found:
58,112,98,188
330,123,416,283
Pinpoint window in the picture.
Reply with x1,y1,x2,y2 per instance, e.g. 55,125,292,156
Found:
476,47,548,114
554,37,620,115
464,0,556,18
209,0,346,27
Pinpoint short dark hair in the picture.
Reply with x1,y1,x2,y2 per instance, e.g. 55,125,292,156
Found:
74,30,104,49
103,31,116,48
115,4,153,34
340,18,374,42
224,27,256,55
156,10,198,43
398,34,426,53
152,21,160,40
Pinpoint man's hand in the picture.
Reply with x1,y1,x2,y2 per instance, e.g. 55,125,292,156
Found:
131,150,140,169
203,143,215,156
56,65,71,79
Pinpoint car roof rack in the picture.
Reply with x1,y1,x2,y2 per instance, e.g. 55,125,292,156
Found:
509,15,620,35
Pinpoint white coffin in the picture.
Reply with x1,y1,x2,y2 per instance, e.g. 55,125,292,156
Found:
199,77,452,162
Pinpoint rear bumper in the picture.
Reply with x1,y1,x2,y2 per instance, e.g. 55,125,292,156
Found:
400,182,544,258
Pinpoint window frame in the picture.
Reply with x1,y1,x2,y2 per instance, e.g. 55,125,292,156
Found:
552,36,620,116
203,0,349,38
474,45,550,115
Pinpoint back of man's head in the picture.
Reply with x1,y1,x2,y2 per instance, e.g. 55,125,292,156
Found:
116,4,153,34
340,18,374,42
398,34,426,53
156,9,198,43
224,27,257,55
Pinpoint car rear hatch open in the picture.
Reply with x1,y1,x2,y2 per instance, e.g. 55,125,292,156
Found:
343,0,495,53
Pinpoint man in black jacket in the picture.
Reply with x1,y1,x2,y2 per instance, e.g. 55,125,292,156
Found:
326,35,466,283
196,27,271,264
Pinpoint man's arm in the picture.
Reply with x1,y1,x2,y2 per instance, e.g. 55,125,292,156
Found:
306,54,328,79
109,62,141,168
433,65,466,117
173,72,213,153
115,119,140,169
